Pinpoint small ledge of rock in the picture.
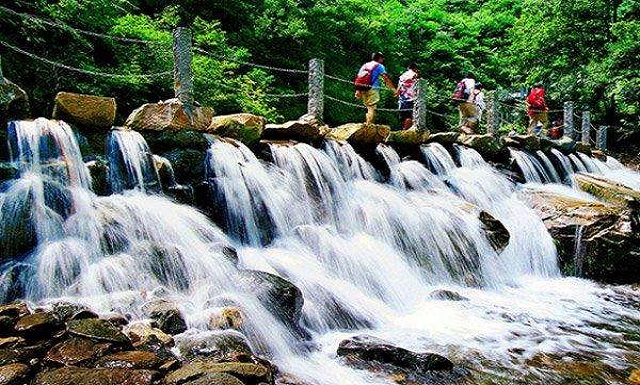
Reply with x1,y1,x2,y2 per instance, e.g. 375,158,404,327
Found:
263,119,329,144
66,319,130,344
337,335,453,373
326,123,390,147
207,113,265,146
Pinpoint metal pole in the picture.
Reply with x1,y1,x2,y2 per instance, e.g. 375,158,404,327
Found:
413,78,428,131
563,101,574,139
485,90,497,136
173,27,194,120
581,110,591,145
596,126,608,150
307,58,324,121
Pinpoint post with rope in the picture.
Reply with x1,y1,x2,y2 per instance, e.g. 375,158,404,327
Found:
485,91,498,136
596,126,608,150
563,101,574,139
413,79,427,131
581,110,591,145
172,27,194,121
307,58,324,121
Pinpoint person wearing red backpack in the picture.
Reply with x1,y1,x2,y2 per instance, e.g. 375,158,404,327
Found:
453,73,477,134
526,83,549,135
354,52,399,124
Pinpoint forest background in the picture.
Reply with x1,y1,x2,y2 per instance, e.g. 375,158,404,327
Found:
0,0,639,147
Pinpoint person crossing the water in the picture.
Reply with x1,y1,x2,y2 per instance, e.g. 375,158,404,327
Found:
354,52,399,124
526,82,549,136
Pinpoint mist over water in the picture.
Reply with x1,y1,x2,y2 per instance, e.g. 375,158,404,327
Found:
1,120,639,384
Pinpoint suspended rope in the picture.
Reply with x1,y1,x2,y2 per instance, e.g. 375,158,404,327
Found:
0,40,172,79
0,5,168,45
215,81,307,98
324,73,354,84
325,95,447,117
194,47,307,74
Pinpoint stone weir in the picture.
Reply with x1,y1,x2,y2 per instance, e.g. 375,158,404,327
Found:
0,94,635,284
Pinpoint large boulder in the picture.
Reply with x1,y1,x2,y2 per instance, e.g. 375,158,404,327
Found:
503,134,541,152
459,134,505,160
207,114,265,146
141,301,187,335
52,92,116,129
520,184,640,283
0,79,29,121
478,211,510,254
66,319,130,344
45,337,112,366
326,123,390,147
165,361,272,385
263,120,329,144
337,335,454,384
14,312,61,339
124,98,214,132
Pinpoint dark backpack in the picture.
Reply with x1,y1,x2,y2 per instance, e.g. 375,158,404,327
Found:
354,62,380,91
451,80,466,101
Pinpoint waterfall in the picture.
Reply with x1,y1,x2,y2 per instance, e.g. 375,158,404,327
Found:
536,150,561,183
107,128,162,194
3,119,640,385
509,149,551,183
8,118,91,189
420,142,457,175
568,153,588,173
550,149,574,183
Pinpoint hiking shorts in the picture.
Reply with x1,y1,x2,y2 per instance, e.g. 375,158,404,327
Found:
361,89,380,107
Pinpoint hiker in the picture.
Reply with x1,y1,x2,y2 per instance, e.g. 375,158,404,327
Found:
354,52,399,124
453,73,477,134
526,83,549,135
473,82,486,124
548,120,564,139
397,63,419,129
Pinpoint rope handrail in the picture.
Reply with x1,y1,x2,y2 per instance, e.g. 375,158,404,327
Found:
0,5,168,45
325,95,448,117
215,81,307,98
194,47,307,74
324,73,353,84
0,40,172,79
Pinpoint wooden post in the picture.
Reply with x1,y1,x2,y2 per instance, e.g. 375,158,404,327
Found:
563,101,574,139
172,27,194,120
596,126,608,150
581,110,591,145
307,58,324,121
413,78,427,131
485,90,498,136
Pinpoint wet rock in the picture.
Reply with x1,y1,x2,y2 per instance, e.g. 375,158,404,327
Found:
629,369,640,385
337,335,453,372
0,79,29,128
0,338,24,350
427,131,462,144
181,373,244,385
478,211,510,254
459,134,506,159
51,303,89,322
208,307,244,331
34,367,159,385
86,158,110,196
66,319,130,344
141,300,187,335
125,322,174,347
428,290,468,301
0,345,46,366
0,319,14,338
0,302,29,320
52,92,116,129
520,185,640,283
0,163,18,184
131,334,177,362
175,330,253,361
208,113,265,146
124,98,214,132
574,142,592,156
162,149,205,186
386,129,430,146
503,134,540,152
69,310,99,321
574,173,640,207
235,270,304,336
14,312,61,339
45,337,112,366
165,361,272,385
0,363,30,385
326,123,389,148
263,120,328,144
96,351,162,370
142,130,210,154
540,136,576,153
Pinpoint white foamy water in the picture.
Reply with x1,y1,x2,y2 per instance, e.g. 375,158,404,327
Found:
2,120,640,384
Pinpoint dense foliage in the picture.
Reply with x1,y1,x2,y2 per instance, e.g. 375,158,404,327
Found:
0,0,639,143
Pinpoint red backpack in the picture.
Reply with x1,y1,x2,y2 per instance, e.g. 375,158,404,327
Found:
354,62,380,91
451,80,466,101
527,87,546,109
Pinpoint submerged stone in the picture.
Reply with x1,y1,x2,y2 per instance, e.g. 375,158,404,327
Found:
428,290,469,301
141,300,187,336
95,351,162,370
175,330,253,361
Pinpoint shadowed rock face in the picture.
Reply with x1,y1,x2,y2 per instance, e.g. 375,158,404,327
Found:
521,177,640,283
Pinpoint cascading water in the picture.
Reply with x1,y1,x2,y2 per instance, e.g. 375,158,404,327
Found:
107,128,162,194
509,148,552,183
535,150,562,183
3,119,640,384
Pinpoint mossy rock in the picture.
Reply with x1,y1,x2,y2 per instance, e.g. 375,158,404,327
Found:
66,319,130,344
